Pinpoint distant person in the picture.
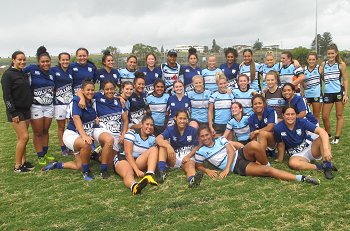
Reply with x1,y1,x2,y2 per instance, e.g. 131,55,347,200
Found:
161,49,182,94
1,51,34,172
231,74,256,116
166,80,191,125
202,55,222,92
220,47,239,88
264,71,285,120
96,50,120,90
118,55,138,85
279,51,304,93
239,49,262,92
139,53,162,95
182,47,202,92
260,52,281,91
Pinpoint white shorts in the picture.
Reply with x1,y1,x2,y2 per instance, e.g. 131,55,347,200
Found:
93,128,120,151
63,129,100,153
54,104,70,120
290,143,322,162
173,147,194,168
31,104,54,119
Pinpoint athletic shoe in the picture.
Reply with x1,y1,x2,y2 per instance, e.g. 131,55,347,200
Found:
266,149,277,158
90,152,101,163
132,177,149,196
61,150,69,157
303,175,320,185
42,161,58,172
22,162,35,171
45,153,56,162
156,171,167,184
331,165,338,171
99,170,110,179
323,167,334,180
14,165,30,173
188,171,204,188
330,139,339,145
38,157,47,166
82,171,94,181
143,174,159,186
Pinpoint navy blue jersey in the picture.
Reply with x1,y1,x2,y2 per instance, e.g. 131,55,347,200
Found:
94,92,125,135
181,65,202,90
248,107,277,132
323,61,342,93
289,95,318,125
220,62,239,81
139,66,162,95
23,65,55,105
71,62,97,94
118,67,136,84
146,93,169,126
167,95,191,119
51,66,73,105
67,96,97,136
96,68,120,90
274,118,316,156
186,89,211,123
162,125,198,150
128,92,148,124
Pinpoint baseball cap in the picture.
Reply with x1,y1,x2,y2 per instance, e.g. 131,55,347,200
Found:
167,49,177,56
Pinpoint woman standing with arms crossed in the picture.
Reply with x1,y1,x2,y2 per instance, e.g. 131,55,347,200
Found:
321,44,348,144
2,51,34,172
139,53,162,95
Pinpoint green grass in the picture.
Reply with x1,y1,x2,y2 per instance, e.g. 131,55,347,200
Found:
0,73,350,231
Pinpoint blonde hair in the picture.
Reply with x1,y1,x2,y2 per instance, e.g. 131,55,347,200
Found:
192,75,203,83
215,72,227,83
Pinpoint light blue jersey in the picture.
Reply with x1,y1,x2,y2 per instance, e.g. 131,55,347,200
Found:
146,93,169,126
323,61,342,93
260,63,280,90
186,89,211,123
231,88,255,116
209,91,234,125
304,65,322,98
202,67,221,92
226,115,250,142
118,67,136,84
239,63,262,92
122,129,156,158
279,63,303,86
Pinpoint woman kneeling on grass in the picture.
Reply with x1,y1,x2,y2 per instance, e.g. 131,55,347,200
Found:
156,110,203,187
42,80,114,181
195,125,320,185
113,115,159,195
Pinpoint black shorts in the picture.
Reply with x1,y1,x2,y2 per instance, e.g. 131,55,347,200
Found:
154,125,165,137
323,92,343,103
213,123,226,134
233,148,250,176
306,96,323,103
6,110,31,122
238,139,250,146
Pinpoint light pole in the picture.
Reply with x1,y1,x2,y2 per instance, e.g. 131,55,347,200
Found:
315,0,318,54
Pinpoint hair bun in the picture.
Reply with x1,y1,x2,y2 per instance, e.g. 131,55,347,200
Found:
188,47,197,55
103,50,111,56
36,46,47,57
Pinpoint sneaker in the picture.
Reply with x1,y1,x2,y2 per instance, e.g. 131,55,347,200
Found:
22,162,35,171
132,177,149,196
38,157,47,166
266,149,277,158
143,174,159,186
90,152,101,163
323,167,334,180
82,171,94,181
61,150,69,157
330,139,339,145
303,175,320,185
14,165,30,173
45,153,56,162
188,171,204,188
156,171,167,184
42,161,58,172
99,170,110,179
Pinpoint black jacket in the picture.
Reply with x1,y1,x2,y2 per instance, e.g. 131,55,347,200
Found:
1,67,33,118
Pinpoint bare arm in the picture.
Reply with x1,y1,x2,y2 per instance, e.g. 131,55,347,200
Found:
314,127,332,161
156,134,175,160
118,111,129,144
196,162,218,178
124,140,144,178
208,103,215,135
76,90,86,109
276,142,285,162
219,142,235,178
73,115,93,144
340,62,348,104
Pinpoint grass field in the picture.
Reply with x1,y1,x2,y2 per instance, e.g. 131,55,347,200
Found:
0,73,350,231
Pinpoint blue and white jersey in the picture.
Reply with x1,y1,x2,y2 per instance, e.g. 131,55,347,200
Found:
265,87,285,119
220,62,239,81
181,65,202,91
160,63,181,88
94,92,125,135
289,95,318,125
231,88,255,116
51,66,73,105
323,61,342,93
128,92,148,125
274,118,316,156
161,125,199,151
279,63,303,86
195,136,230,170
226,115,250,142
66,96,97,136
122,129,156,158
167,95,191,119
186,89,211,123
139,66,162,95
248,107,277,132
118,67,136,84
96,68,120,90
202,67,222,92
303,65,322,98
146,93,169,126
24,65,55,105
239,63,262,91
209,91,234,125
71,62,97,94
260,63,280,90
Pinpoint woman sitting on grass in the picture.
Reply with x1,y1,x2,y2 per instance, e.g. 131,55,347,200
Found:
195,125,320,185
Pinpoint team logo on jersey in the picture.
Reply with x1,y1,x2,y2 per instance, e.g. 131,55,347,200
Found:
232,70,236,74
255,124,259,128
56,72,61,76
132,98,137,102
281,132,287,136
296,129,302,136
185,69,190,73
35,71,40,75
49,75,53,81
155,73,159,78
100,98,106,103
114,100,119,105
185,103,188,108
88,67,92,72
100,75,105,78
314,97,318,101
172,136,177,141
187,135,192,142
113,74,117,78
197,71,201,75
171,102,175,106
264,118,267,124
337,94,342,99
73,67,78,71
69,74,72,79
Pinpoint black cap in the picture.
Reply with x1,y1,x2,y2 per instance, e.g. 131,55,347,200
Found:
167,49,177,56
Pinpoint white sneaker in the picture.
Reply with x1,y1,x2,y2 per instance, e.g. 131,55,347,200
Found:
331,139,339,145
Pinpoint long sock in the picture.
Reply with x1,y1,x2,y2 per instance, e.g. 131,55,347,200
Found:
146,171,154,175
37,151,45,158
82,164,90,173
43,146,48,154
158,161,167,172
296,175,303,182
187,176,194,182
60,146,67,152
323,161,332,168
315,163,323,170
57,162,64,169
100,164,107,171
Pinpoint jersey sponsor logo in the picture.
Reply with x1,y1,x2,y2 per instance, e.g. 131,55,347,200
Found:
35,71,40,75
144,85,154,95
281,132,286,136
171,102,175,106
88,67,92,72
185,84,194,92
49,75,53,81
55,72,61,76
176,145,194,157
100,75,105,78
83,121,94,136
56,85,73,104
130,108,146,124
187,135,192,142
33,87,54,105
296,129,302,136
100,98,106,103
131,98,137,102
100,114,122,133
73,67,78,71
113,74,117,78
185,69,190,73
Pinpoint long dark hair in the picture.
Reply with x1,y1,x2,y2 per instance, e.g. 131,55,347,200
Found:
36,46,50,61
10,51,25,67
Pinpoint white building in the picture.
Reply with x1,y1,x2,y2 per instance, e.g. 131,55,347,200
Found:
175,45,206,53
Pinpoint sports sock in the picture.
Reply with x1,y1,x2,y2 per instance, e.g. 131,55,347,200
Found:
315,163,323,170
158,161,167,172
296,175,303,182
57,162,64,169
37,151,45,158
187,175,194,182
100,164,107,171
323,161,332,168
43,146,48,154
82,164,90,173
146,171,154,175
60,146,67,152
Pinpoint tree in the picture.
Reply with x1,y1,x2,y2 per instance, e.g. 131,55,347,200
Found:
253,38,263,50
311,32,333,57
160,45,164,53
101,46,120,65
210,39,221,53
291,46,310,66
